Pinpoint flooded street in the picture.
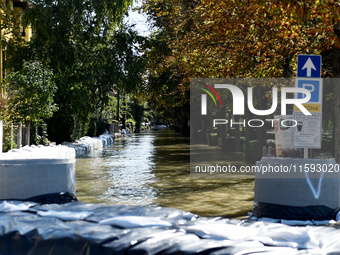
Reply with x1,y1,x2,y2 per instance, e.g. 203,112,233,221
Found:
76,130,254,218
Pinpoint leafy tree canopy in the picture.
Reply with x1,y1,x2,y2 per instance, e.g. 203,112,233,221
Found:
139,0,340,134
143,0,340,78
12,0,147,142
2,61,58,125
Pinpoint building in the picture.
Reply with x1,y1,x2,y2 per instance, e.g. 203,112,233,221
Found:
0,0,31,97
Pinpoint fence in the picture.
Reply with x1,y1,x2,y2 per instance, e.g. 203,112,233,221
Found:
0,120,30,153
108,122,119,134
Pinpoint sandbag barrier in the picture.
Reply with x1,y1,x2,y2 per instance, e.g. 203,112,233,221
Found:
0,200,339,254
0,132,115,200
62,132,115,158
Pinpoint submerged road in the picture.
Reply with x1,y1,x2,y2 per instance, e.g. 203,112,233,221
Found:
76,130,254,218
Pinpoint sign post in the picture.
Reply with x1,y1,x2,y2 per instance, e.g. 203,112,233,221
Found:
295,55,322,158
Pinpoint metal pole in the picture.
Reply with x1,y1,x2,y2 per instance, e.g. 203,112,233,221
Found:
25,122,30,146
10,123,13,150
17,123,22,149
0,120,3,153
304,148,308,159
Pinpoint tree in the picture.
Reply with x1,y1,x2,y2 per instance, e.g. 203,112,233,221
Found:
1,61,58,144
0,0,28,94
141,0,340,155
0,0,26,51
18,0,135,143
161,0,340,78
138,15,190,133
109,26,147,129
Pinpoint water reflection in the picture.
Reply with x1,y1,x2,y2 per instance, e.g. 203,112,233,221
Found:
76,134,157,206
76,130,254,218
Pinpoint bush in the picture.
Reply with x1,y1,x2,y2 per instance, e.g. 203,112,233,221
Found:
3,61,58,125
2,124,18,152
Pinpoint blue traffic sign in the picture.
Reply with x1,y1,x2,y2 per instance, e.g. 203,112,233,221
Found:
297,55,321,78
296,78,322,104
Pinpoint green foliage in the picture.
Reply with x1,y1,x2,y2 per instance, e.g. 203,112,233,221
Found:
151,0,340,78
2,124,17,152
17,0,147,142
99,95,118,124
131,99,145,131
2,61,58,125
0,0,26,49
126,118,136,125
140,31,190,132
112,27,147,94
140,0,340,137
34,123,50,145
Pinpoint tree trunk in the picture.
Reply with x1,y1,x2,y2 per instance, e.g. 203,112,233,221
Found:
283,55,292,78
17,122,22,149
122,94,127,129
116,89,120,125
25,122,30,146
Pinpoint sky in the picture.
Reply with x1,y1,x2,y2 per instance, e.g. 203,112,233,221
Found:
125,1,152,37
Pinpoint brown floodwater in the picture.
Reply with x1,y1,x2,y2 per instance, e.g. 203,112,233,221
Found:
76,130,255,218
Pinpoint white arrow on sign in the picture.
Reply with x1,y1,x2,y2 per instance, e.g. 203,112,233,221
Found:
302,57,316,77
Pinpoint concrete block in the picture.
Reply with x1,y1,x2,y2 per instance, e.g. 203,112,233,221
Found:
0,145,76,200
254,157,340,219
